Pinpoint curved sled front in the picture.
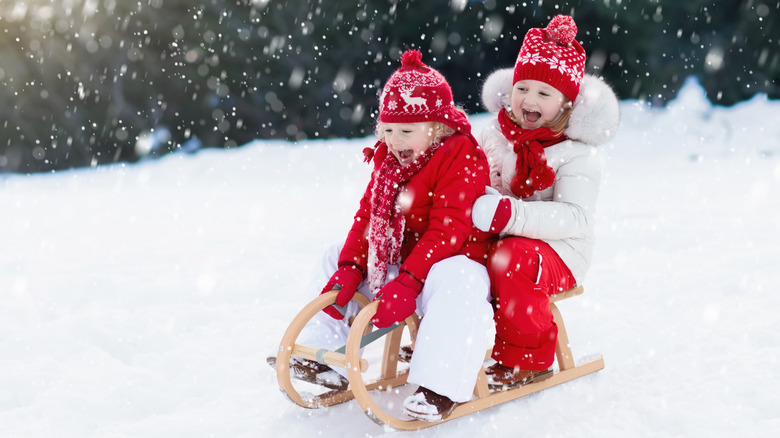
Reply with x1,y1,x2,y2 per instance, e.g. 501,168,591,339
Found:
346,301,434,429
275,290,421,409
275,291,372,408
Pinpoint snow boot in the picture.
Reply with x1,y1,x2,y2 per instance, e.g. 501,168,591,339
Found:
485,363,553,390
267,356,349,391
402,386,458,422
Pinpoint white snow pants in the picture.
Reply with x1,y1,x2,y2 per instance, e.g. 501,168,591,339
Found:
298,244,494,402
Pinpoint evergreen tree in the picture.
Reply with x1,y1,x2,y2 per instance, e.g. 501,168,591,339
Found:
0,0,777,173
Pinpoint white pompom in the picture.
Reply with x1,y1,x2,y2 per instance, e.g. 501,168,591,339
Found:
481,68,514,113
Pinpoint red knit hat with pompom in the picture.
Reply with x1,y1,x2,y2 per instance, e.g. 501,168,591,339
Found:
513,15,586,102
379,50,470,135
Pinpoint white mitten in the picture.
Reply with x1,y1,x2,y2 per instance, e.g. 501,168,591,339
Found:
472,187,514,233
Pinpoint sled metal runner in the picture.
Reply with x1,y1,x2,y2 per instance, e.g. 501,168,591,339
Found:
274,287,604,430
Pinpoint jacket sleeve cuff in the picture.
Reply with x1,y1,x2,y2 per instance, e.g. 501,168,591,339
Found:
337,261,366,279
502,197,524,236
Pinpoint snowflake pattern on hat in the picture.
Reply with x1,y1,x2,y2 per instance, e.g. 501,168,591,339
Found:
518,52,544,66
513,15,586,102
517,35,585,86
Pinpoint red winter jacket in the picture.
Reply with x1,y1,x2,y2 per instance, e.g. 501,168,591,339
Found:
338,132,494,283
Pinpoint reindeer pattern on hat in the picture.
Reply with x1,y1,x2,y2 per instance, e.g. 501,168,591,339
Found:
400,88,429,112
381,69,444,117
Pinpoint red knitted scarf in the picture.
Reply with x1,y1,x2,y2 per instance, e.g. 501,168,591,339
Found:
367,144,439,294
498,108,566,198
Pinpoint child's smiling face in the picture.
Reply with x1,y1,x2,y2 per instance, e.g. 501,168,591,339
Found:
510,79,566,130
382,122,436,166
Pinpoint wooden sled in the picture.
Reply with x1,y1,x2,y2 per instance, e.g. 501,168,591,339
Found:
274,286,604,430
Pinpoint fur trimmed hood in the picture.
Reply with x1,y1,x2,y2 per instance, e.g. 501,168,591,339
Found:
481,68,620,146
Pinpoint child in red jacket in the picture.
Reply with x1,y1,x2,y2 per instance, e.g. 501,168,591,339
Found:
295,50,493,421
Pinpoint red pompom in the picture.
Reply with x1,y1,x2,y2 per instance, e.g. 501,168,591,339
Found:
530,165,556,190
545,15,577,46
362,146,375,163
509,174,535,199
400,49,425,69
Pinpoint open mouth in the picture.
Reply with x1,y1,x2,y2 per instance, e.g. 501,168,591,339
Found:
523,110,542,124
397,149,414,161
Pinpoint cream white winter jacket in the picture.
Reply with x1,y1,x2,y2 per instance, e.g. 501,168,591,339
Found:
478,69,620,284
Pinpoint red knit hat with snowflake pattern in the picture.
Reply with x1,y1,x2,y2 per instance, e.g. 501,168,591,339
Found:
379,50,470,135
513,15,586,102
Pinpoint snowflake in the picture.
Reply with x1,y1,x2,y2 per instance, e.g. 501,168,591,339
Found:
571,70,583,85
548,56,570,76
387,100,397,110
518,52,544,65
435,98,442,107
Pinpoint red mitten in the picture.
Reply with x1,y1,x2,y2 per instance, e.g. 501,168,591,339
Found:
371,272,423,329
320,263,364,320
472,194,513,233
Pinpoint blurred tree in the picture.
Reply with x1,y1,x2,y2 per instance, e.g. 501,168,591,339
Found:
565,0,780,105
0,0,777,173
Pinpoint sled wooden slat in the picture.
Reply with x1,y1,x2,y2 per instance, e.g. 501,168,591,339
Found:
550,285,583,302
551,303,575,370
289,344,369,373
380,323,403,379
452,356,605,416
550,285,583,370
472,365,490,399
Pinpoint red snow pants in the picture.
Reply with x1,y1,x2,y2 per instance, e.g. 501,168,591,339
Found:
487,237,576,371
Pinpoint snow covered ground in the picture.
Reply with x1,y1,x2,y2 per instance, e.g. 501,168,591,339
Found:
2,80,779,437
